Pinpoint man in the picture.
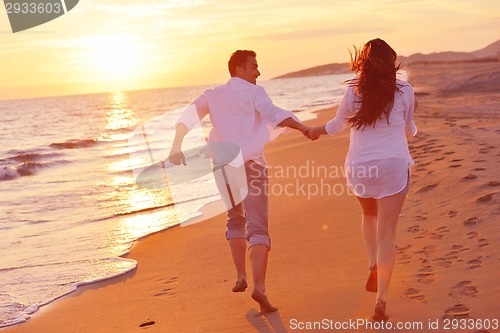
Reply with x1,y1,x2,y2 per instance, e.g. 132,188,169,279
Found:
168,50,310,312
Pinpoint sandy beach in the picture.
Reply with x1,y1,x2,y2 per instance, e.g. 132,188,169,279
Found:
4,60,499,333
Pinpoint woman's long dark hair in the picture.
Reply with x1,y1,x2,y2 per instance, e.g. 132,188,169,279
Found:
347,38,400,130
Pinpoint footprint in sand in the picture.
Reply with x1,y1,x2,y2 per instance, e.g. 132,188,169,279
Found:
447,210,458,218
444,303,470,319
414,233,426,240
436,226,449,233
417,266,435,284
464,217,479,226
396,244,412,253
448,164,462,168
426,226,449,240
416,183,439,193
479,149,490,154
413,215,428,221
485,181,500,187
434,157,446,161
398,254,412,265
153,276,179,297
468,257,483,270
451,158,464,162
418,266,434,275
415,245,436,256
478,238,490,248
475,193,495,203
443,151,456,155
444,251,460,261
405,288,425,300
451,281,478,297
408,225,423,233
463,174,478,180
154,288,175,297
467,231,478,239
439,200,450,206
433,258,452,268
473,167,486,171
429,233,444,240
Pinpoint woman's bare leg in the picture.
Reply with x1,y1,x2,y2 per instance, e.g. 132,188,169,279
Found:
376,193,406,301
356,197,378,268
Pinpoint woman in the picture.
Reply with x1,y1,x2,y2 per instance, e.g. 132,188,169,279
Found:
309,38,417,321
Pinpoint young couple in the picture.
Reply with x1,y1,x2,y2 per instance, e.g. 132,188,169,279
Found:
168,38,417,321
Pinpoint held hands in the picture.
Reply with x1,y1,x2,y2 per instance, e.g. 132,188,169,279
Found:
169,122,326,165
299,125,324,141
308,126,325,141
283,118,323,142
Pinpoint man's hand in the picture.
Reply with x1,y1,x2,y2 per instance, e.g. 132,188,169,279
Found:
298,124,313,140
168,147,186,166
169,123,189,165
277,117,314,141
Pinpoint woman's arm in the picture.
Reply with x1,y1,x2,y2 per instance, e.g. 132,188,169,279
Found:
309,86,355,141
405,89,418,137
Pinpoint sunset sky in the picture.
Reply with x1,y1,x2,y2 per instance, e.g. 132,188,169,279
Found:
1,0,499,100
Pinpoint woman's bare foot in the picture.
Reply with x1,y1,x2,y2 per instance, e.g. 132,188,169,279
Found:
372,298,388,321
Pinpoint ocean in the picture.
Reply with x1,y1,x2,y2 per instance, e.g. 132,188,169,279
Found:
0,73,353,327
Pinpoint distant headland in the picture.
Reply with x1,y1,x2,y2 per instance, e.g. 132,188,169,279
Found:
273,39,500,79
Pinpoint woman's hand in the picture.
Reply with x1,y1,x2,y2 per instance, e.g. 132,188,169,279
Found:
309,126,327,141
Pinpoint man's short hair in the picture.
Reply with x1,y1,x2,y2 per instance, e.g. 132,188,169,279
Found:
228,50,256,76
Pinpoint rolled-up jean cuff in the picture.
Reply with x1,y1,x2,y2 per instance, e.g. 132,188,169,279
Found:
225,230,246,240
248,234,271,251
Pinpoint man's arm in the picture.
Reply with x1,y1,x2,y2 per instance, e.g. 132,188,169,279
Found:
278,117,308,133
253,88,313,139
277,116,310,138
169,95,210,165
168,123,189,165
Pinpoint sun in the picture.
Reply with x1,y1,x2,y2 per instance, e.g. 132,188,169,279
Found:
84,35,145,81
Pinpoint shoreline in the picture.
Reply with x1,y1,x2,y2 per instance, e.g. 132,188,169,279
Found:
0,101,333,330
1,104,339,331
